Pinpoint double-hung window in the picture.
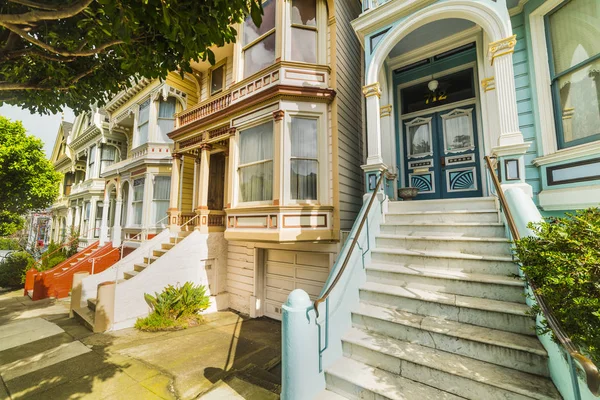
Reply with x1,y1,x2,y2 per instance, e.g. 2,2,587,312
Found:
94,202,102,238
138,99,150,146
242,0,276,78
291,0,317,63
546,0,600,148
157,97,176,142
152,176,171,224
290,117,318,200
87,145,96,179
132,178,145,225
82,202,90,233
238,122,273,202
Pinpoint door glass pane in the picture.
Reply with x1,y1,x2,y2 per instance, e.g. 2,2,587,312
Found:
557,58,600,144
548,0,600,74
408,123,431,157
444,115,473,152
244,33,276,78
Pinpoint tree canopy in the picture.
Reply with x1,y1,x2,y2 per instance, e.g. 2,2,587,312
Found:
0,116,60,236
0,0,263,114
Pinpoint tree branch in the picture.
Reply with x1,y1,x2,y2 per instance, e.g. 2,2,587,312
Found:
0,65,98,91
0,0,93,25
0,47,76,62
7,0,61,11
2,23,124,57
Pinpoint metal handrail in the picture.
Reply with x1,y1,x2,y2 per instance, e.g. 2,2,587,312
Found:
313,172,385,318
484,155,600,396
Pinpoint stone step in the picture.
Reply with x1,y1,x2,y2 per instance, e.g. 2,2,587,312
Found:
123,270,139,280
385,209,500,224
72,307,95,332
87,298,97,312
388,197,497,212
325,356,463,400
375,234,512,257
153,249,168,257
352,303,548,376
366,263,524,303
342,328,560,400
314,389,348,400
178,230,192,238
380,222,506,238
359,281,535,335
161,242,175,250
143,256,159,264
133,263,147,272
371,248,518,276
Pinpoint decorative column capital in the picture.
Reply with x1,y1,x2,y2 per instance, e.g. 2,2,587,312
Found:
481,77,496,92
362,82,381,98
172,152,182,160
199,143,213,152
488,35,517,66
273,110,285,121
228,127,237,136
380,104,393,117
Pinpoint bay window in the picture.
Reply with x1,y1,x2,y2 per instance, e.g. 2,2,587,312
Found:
238,121,273,202
290,117,318,200
546,0,600,148
137,99,150,146
132,178,145,225
242,0,276,78
152,176,171,224
157,97,176,142
291,0,317,63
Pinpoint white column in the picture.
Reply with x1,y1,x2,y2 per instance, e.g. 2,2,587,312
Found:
489,35,524,147
196,144,211,210
112,199,123,247
363,83,385,166
99,192,110,246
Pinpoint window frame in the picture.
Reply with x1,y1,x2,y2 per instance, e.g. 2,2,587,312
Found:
157,96,178,141
290,0,319,64
544,0,600,149
236,118,275,206
137,98,151,147
289,116,319,202
132,177,145,226
209,60,227,97
241,0,277,79
151,175,171,225
87,144,96,179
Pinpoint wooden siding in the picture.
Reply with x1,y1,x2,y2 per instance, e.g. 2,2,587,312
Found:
180,155,195,213
512,13,542,204
335,0,364,231
227,242,255,315
166,72,199,107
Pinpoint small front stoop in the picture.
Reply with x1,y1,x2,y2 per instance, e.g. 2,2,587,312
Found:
73,230,192,332
321,197,561,400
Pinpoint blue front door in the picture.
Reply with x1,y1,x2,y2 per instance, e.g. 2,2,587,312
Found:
402,106,482,200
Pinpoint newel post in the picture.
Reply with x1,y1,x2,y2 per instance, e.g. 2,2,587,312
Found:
281,289,324,400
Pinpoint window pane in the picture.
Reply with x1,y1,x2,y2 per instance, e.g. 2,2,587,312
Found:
291,159,317,200
133,203,143,225
239,122,273,164
291,28,317,63
133,178,145,201
101,145,116,161
157,119,175,142
138,123,149,145
158,98,176,118
444,115,473,151
549,0,600,74
211,66,224,95
408,124,431,156
153,176,171,200
88,145,96,165
139,100,150,124
239,161,273,202
291,117,317,158
557,58,600,144
244,33,276,78
292,0,316,26
243,0,276,46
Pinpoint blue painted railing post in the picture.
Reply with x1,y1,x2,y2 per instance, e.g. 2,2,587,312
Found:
281,289,323,400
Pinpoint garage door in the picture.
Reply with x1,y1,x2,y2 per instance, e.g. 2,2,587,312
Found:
264,249,331,320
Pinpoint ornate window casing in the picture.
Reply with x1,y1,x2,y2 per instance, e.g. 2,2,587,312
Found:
405,117,433,159
441,108,475,154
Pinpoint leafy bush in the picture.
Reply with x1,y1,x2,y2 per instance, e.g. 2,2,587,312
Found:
36,242,69,271
135,282,210,331
514,208,600,364
0,238,22,250
0,251,34,288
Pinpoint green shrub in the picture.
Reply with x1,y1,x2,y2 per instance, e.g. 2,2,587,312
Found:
514,208,600,364
0,238,22,250
135,282,210,331
37,242,68,271
0,251,34,288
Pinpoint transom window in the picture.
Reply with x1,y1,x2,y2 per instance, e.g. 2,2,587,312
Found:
291,0,317,63
242,0,276,78
137,99,150,146
238,121,273,202
546,0,600,148
210,64,225,96
290,117,318,200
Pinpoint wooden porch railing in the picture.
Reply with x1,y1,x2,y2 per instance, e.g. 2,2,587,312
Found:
176,91,231,127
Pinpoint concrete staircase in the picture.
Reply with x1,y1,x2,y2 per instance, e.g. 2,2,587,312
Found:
321,197,561,400
73,231,192,332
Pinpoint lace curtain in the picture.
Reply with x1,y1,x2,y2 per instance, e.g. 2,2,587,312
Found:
238,122,273,202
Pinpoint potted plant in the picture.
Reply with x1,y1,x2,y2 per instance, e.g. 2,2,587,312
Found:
398,187,419,201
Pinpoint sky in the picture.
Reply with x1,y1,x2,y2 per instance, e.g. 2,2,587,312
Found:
0,105,76,159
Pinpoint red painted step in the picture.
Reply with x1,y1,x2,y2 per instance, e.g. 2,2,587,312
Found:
29,242,121,300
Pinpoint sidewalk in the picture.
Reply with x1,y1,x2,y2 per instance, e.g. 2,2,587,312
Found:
0,290,281,399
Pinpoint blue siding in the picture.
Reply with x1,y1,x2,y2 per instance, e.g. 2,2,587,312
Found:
511,13,542,204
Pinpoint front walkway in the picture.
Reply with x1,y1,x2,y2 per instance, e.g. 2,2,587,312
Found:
0,290,281,399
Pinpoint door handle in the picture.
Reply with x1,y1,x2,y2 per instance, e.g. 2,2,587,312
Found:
440,157,446,167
